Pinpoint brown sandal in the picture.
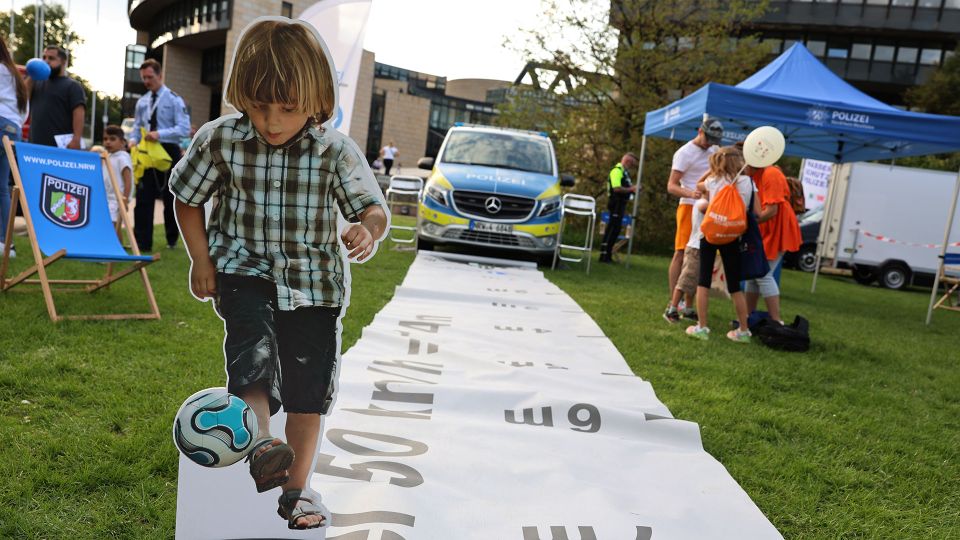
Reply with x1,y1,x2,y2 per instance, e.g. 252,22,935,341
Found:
277,489,328,529
246,437,294,493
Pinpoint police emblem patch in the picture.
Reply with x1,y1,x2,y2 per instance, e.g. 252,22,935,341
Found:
40,173,90,228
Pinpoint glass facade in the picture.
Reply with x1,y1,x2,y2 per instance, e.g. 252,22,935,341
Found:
148,0,231,48
748,0,960,103
370,62,499,159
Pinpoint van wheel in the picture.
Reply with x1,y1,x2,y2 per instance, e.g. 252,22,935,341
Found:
879,263,910,290
797,246,817,273
852,265,876,285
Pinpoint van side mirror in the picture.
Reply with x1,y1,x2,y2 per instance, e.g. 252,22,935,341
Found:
560,173,576,187
417,157,435,170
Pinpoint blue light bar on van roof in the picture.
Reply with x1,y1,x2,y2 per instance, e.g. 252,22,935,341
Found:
450,122,550,138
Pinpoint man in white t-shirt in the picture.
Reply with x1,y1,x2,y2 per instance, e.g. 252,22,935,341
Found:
380,141,399,175
665,117,723,308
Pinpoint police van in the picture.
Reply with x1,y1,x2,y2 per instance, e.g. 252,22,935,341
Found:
416,124,574,255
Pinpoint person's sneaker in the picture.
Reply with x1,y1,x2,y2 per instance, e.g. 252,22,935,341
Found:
685,324,710,340
681,308,698,320
0,242,14,258
726,329,752,343
663,306,681,323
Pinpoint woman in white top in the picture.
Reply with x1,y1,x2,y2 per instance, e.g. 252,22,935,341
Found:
686,146,761,343
0,36,26,256
380,141,399,175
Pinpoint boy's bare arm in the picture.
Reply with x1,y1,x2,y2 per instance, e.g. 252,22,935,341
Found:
340,205,387,262
121,168,133,200
174,199,217,298
360,204,387,241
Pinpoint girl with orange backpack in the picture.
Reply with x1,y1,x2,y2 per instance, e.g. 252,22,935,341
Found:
686,147,762,343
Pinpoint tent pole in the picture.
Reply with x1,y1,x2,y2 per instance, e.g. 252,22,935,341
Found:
625,135,647,269
926,166,960,325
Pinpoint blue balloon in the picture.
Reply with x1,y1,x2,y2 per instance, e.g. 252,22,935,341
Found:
25,58,50,81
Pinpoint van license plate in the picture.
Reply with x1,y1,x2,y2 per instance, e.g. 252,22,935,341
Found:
472,221,513,234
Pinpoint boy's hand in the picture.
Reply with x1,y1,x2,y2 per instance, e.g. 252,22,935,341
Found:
341,223,374,262
190,257,217,299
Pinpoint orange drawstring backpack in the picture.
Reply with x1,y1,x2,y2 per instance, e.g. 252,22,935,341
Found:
701,178,747,245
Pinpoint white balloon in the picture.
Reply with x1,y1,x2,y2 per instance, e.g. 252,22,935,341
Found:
743,126,785,168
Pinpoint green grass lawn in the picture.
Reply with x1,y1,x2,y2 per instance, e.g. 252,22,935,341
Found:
1,231,957,538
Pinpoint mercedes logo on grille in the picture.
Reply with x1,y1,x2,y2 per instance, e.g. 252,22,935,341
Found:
484,196,503,214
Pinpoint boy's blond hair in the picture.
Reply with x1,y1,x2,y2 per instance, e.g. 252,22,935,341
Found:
225,19,336,124
708,146,745,181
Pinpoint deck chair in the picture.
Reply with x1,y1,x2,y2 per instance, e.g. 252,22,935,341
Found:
930,252,960,316
1,138,160,322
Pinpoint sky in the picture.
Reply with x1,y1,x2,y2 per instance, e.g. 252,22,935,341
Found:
9,0,546,96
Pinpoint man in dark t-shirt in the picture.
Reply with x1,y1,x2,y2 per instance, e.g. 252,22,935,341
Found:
28,46,85,148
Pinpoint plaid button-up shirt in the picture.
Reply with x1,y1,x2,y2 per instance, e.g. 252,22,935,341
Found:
169,114,382,310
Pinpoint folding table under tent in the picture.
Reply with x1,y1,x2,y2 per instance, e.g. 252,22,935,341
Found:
631,43,960,322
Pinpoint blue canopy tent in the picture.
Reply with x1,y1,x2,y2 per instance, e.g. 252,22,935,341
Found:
629,44,960,322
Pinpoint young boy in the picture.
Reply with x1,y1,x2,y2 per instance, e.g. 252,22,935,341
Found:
101,125,133,225
664,198,707,323
169,18,388,530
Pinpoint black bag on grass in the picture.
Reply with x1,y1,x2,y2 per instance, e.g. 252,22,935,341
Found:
753,315,810,352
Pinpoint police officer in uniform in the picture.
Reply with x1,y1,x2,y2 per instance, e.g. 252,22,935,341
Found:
599,152,639,263
129,58,191,251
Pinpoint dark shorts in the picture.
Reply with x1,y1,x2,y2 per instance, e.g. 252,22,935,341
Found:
214,273,340,416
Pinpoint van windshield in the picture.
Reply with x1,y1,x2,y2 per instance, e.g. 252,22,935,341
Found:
440,131,554,175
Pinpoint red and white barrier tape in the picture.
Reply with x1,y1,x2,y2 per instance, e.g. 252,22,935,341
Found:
862,230,960,249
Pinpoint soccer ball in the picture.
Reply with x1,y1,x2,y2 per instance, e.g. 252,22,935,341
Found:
173,388,259,468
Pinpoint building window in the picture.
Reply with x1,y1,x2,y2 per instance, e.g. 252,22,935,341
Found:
827,46,849,59
891,0,916,6
282,2,293,17
125,45,146,69
851,43,872,60
918,0,943,7
873,45,895,62
806,40,826,57
919,48,943,65
896,47,918,65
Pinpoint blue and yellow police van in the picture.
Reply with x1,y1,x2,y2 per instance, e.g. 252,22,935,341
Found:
416,124,575,255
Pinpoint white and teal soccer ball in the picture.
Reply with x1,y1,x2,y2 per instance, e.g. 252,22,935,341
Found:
173,388,259,468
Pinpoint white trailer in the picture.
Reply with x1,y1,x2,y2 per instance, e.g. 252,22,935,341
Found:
816,162,960,290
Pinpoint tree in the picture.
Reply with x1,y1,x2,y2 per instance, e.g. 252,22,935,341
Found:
899,46,960,173
907,46,960,117
0,5,124,144
499,0,770,250
0,4,83,65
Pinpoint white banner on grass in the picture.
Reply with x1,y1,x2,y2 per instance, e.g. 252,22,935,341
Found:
299,0,373,136
176,253,783,539
801,159,833,211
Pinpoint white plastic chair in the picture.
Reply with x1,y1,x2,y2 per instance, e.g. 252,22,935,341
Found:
552,194,597,274
386,175,424,245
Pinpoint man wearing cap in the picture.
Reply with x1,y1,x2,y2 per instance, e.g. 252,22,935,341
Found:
665,118,723,313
